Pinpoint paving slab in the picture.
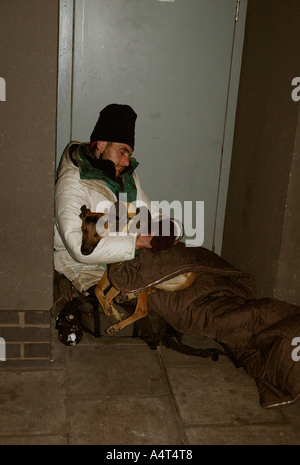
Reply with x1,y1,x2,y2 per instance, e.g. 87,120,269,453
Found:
185,423,300,445
0,434,68,445
165,364,284,426
0,370,66,437
68,396,185,445
67,343,169,398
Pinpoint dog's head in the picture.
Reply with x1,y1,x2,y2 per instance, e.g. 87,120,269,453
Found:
79,203,179,256
79,203,135,256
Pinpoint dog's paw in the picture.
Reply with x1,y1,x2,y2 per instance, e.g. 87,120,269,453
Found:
105,324,120,335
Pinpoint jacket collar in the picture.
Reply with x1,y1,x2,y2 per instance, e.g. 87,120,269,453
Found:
71,143,139,203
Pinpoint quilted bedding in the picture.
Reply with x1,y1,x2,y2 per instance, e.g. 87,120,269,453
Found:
108,242,300,408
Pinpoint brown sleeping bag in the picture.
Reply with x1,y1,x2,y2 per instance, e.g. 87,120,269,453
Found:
108,242,300,408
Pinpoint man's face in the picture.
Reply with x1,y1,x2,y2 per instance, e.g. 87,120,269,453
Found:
101,142,133,177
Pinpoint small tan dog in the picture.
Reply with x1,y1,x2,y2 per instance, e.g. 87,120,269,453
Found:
80,203,196,334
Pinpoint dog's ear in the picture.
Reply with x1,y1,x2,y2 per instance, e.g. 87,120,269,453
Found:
80,205,90,219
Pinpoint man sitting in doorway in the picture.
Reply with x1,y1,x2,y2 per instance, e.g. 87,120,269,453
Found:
54,103,156,294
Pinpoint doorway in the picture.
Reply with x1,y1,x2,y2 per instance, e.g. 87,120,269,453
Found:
57,0,247,253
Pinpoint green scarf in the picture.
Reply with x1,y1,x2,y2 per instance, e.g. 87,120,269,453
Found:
74,144,139,204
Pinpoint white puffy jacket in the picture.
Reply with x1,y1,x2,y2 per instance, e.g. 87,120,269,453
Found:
54,142,157,293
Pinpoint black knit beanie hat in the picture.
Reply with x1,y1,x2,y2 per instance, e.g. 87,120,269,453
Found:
90,104,137,150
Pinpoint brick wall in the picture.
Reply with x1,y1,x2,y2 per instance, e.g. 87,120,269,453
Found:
0,311,51,364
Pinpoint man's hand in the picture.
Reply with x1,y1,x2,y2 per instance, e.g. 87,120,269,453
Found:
135,234,154,250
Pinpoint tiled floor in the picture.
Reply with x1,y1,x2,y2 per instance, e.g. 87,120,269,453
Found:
0,315,300,445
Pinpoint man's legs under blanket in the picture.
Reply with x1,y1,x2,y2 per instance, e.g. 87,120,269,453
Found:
147,286,300,408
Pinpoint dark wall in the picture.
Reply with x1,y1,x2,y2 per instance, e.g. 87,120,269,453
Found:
222,0,300,303
0,0,59,310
